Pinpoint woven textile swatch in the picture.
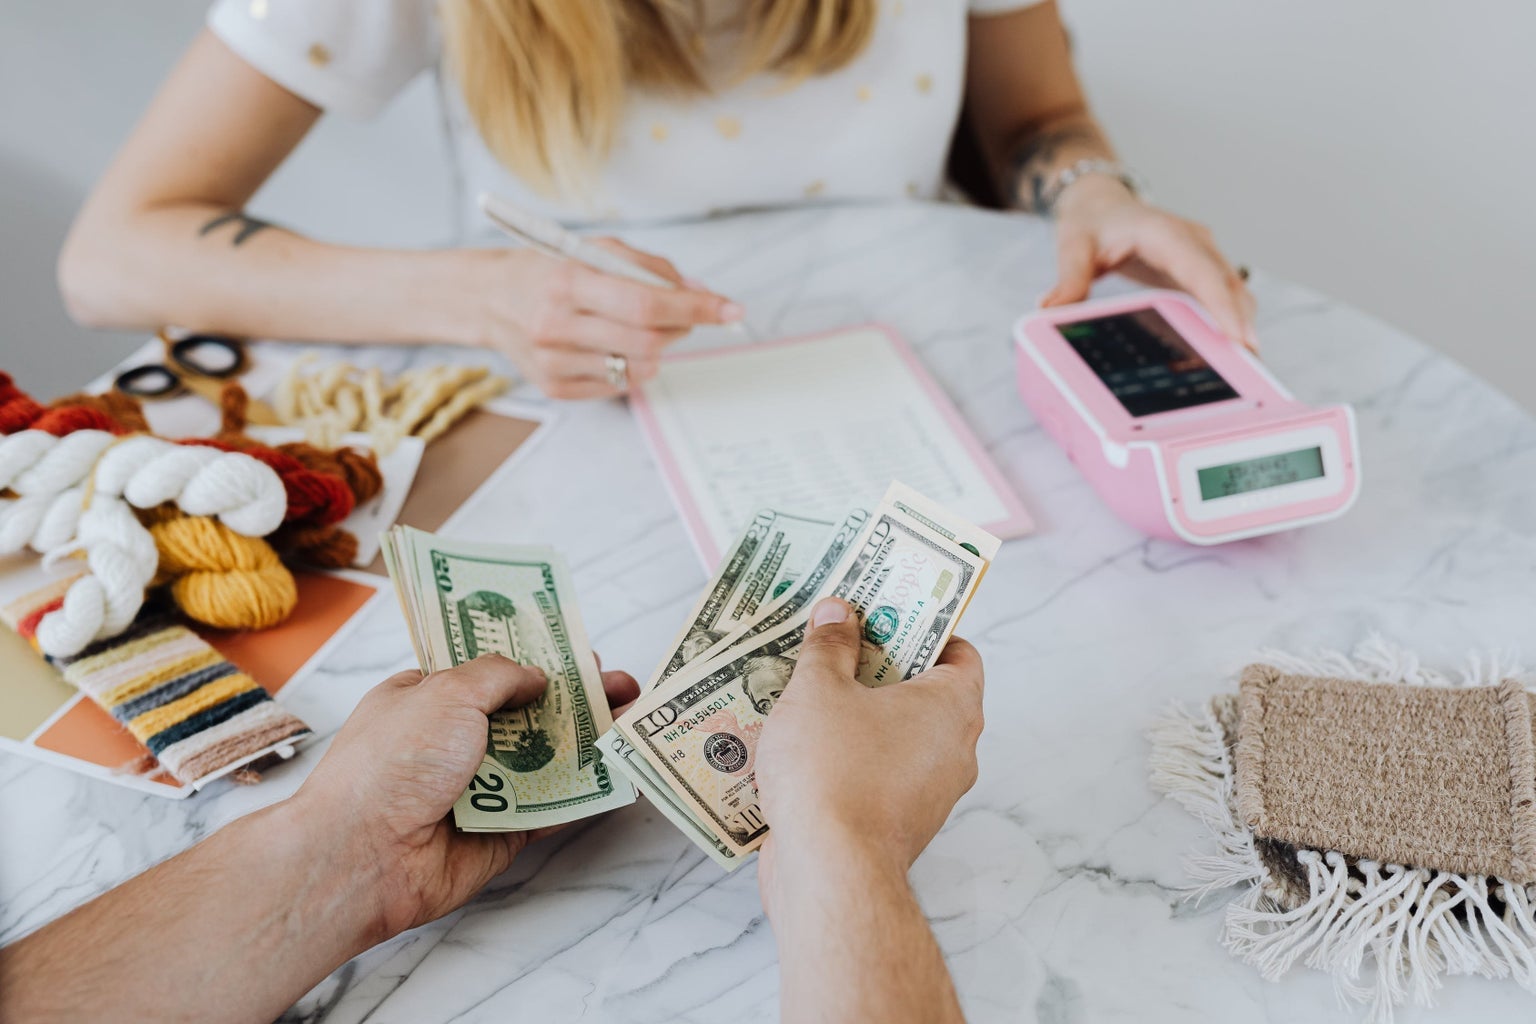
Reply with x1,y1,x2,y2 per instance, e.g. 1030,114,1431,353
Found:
1234,664,1536,883
1149,640,1536,1022
6,584,310,787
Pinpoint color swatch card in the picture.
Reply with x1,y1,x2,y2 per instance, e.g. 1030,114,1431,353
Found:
630,325,1033,566
0,566,384,797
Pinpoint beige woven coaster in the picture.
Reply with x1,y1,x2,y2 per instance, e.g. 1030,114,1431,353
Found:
1233,664,1536,884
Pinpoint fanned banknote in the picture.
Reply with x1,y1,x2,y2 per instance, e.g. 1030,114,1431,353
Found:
647,508,834,690
605,483,995,862
686,506,871,670
381,526,634,832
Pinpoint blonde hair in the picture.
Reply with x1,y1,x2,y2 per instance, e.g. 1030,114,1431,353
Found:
440,0,877,196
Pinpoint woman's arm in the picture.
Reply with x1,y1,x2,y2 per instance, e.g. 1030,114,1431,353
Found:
59,31,738,398
964,2,1257,349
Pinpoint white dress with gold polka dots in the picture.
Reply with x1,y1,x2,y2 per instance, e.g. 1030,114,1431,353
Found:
208,0,1043,228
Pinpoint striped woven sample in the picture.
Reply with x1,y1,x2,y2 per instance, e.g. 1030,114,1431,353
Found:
6,586,311,786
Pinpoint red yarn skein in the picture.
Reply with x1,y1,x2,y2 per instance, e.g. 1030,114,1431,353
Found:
0,374,133,436
0,373,50,435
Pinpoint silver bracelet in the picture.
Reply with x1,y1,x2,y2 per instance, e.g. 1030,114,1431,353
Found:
1042,159,1145,215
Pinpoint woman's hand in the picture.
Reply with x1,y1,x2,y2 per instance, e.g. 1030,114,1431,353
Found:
1043,177,1259,352
292,654,641,937
457,239,743,399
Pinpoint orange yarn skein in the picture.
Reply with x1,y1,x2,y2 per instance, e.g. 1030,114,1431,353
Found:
51,390,152,433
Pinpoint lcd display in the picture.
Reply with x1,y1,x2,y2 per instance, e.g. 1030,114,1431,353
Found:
1057,308,1239,417
1197,446,1325,500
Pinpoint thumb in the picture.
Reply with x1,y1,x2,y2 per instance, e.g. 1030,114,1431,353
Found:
429,654,549,716
795,599,862,681
1041,230,1096,308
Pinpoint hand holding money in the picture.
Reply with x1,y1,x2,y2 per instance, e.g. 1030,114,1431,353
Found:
603,482,998,867
381,482,994,866
753,598,985,875
381,526,637,831
293,653,633,933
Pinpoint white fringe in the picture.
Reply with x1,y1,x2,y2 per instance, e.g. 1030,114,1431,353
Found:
1148,634,1536,1022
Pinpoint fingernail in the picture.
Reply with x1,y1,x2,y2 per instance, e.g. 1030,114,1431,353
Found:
1036,290,1056,309
719,301,745,322
1243,326,1261,353
684,276,709,290
810,598,849,628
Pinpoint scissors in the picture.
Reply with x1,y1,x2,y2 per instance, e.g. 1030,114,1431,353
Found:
114,331,279,425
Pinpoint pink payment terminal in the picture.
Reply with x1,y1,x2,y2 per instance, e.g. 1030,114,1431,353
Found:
1014,290,1360,544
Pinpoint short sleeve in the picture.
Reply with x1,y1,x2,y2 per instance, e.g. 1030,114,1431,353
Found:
968,0,1047,13
208,0,436,118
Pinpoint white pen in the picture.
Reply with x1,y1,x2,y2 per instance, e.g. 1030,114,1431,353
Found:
479,192,750,337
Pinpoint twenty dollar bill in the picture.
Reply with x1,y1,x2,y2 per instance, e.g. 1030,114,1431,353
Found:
381,526,634,832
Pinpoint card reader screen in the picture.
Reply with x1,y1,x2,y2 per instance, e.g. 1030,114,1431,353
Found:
1057,308,1239,417
1197,447,1325,500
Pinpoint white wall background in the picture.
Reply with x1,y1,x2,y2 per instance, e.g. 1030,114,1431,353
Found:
3,1,1532,409
1059,0,1536,412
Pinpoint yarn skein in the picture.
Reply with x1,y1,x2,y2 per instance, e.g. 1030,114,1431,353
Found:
209,384,384,568
33,497,159,657
148,512,297,630
51,390,150,433
0,375,138,437
0,373,48,434
0,432,287,558
1,429,286,654
93,436,286,537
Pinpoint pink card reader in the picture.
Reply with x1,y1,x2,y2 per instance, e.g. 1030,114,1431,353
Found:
1014,290,1360,544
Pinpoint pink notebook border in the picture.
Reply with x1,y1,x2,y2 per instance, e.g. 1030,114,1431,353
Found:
628,322,1033,568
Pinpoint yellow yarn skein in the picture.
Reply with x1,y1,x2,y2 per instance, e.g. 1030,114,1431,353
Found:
149,514,298,630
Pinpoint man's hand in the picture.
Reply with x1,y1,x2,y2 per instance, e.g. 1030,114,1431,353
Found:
755,597,985,883
293,655,640,937
753,598,984,1024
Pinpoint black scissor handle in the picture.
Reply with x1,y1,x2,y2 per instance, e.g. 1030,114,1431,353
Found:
169,334,246,378
113,363,183,398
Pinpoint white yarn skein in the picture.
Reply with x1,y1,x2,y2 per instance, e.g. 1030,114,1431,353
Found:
0,430,112,555
0,494,49,554
35,496,159,658
175,452,287,535
85,434,167,496
97,437,285,537
0,426,285,657
0,432,285,555
0,431,59,489
8,431,116,495
0,487,89,556
30,488,88,552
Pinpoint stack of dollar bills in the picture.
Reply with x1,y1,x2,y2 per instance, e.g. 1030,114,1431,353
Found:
381,481,997,867
381,527,635,831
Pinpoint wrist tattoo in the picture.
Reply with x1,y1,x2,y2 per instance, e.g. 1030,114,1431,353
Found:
199,211,274,246
1006,125,1101,214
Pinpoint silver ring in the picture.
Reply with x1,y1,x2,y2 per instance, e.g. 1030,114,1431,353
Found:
604,353,629,391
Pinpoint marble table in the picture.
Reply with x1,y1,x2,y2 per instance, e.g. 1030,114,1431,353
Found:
4,202,1535,1023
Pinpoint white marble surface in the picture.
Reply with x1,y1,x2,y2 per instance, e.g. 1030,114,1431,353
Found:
4,202,1536,1022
